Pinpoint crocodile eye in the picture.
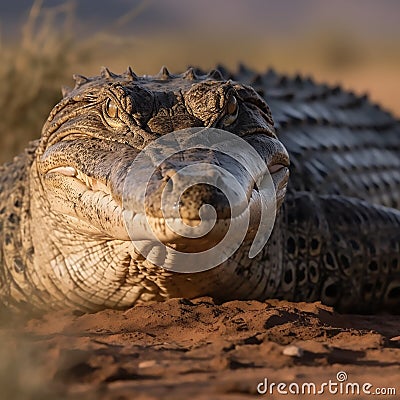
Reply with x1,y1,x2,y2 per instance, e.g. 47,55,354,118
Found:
227,95,238,115
222,95,238,127
105,98,119,118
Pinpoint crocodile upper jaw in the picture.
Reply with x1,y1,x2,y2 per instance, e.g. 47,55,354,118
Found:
42,133,289,253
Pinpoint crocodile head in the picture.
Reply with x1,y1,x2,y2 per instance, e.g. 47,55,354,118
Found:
29,67,289,310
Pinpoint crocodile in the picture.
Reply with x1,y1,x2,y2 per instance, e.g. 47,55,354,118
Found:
0,65,399,314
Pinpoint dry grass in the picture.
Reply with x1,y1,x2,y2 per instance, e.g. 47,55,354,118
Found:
0,1,75,162
0,1,399,165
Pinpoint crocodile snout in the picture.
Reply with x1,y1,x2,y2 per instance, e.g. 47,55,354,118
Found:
122,132,289,253
144,150,253,222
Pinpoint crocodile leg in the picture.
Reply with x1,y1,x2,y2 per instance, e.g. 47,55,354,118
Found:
275,192,400,313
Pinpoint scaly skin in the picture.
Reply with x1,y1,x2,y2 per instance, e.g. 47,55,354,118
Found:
0,66,399,313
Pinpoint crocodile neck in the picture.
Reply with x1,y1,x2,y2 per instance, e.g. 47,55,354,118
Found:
0,143,36,309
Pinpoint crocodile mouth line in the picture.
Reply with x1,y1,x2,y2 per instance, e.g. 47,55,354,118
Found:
46,164,288,197
46,166,113,196
45,164,288,244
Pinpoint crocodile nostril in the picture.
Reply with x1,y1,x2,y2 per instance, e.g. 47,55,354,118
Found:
162,169,177,182
179,184,231,220
161,169,178,194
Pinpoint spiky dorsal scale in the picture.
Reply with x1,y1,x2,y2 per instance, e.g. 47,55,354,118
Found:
215,64,231,79
207,68,224,81
260,68,278,86
238,63,253,75
331,85,342,95
265,68,277,77
182,67,198,80
156,66,172,80
251,74,263,85
294,74,303,84
72,74,89,88
278,75,289,86
124,66,138,80
100,66,118,79
61,86,72,98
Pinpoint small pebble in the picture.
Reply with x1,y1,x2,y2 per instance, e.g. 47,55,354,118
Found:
282,345,304,357
138,360,158,368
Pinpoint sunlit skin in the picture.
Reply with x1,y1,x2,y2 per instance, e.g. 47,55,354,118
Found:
0,66,399,313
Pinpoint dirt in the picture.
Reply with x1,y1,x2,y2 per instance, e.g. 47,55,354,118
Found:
1,297,399,400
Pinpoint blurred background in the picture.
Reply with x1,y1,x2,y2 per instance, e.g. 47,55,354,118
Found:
0,0,399,163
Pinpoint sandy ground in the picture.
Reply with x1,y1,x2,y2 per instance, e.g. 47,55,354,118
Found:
1,297,399,400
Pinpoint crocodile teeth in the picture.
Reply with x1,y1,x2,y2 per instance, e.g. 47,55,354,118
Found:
75,170,111,194
47,167,111,195
76,170,92,188
48,166,77,176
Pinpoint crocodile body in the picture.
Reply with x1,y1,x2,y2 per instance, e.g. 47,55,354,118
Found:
0,66,399,313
